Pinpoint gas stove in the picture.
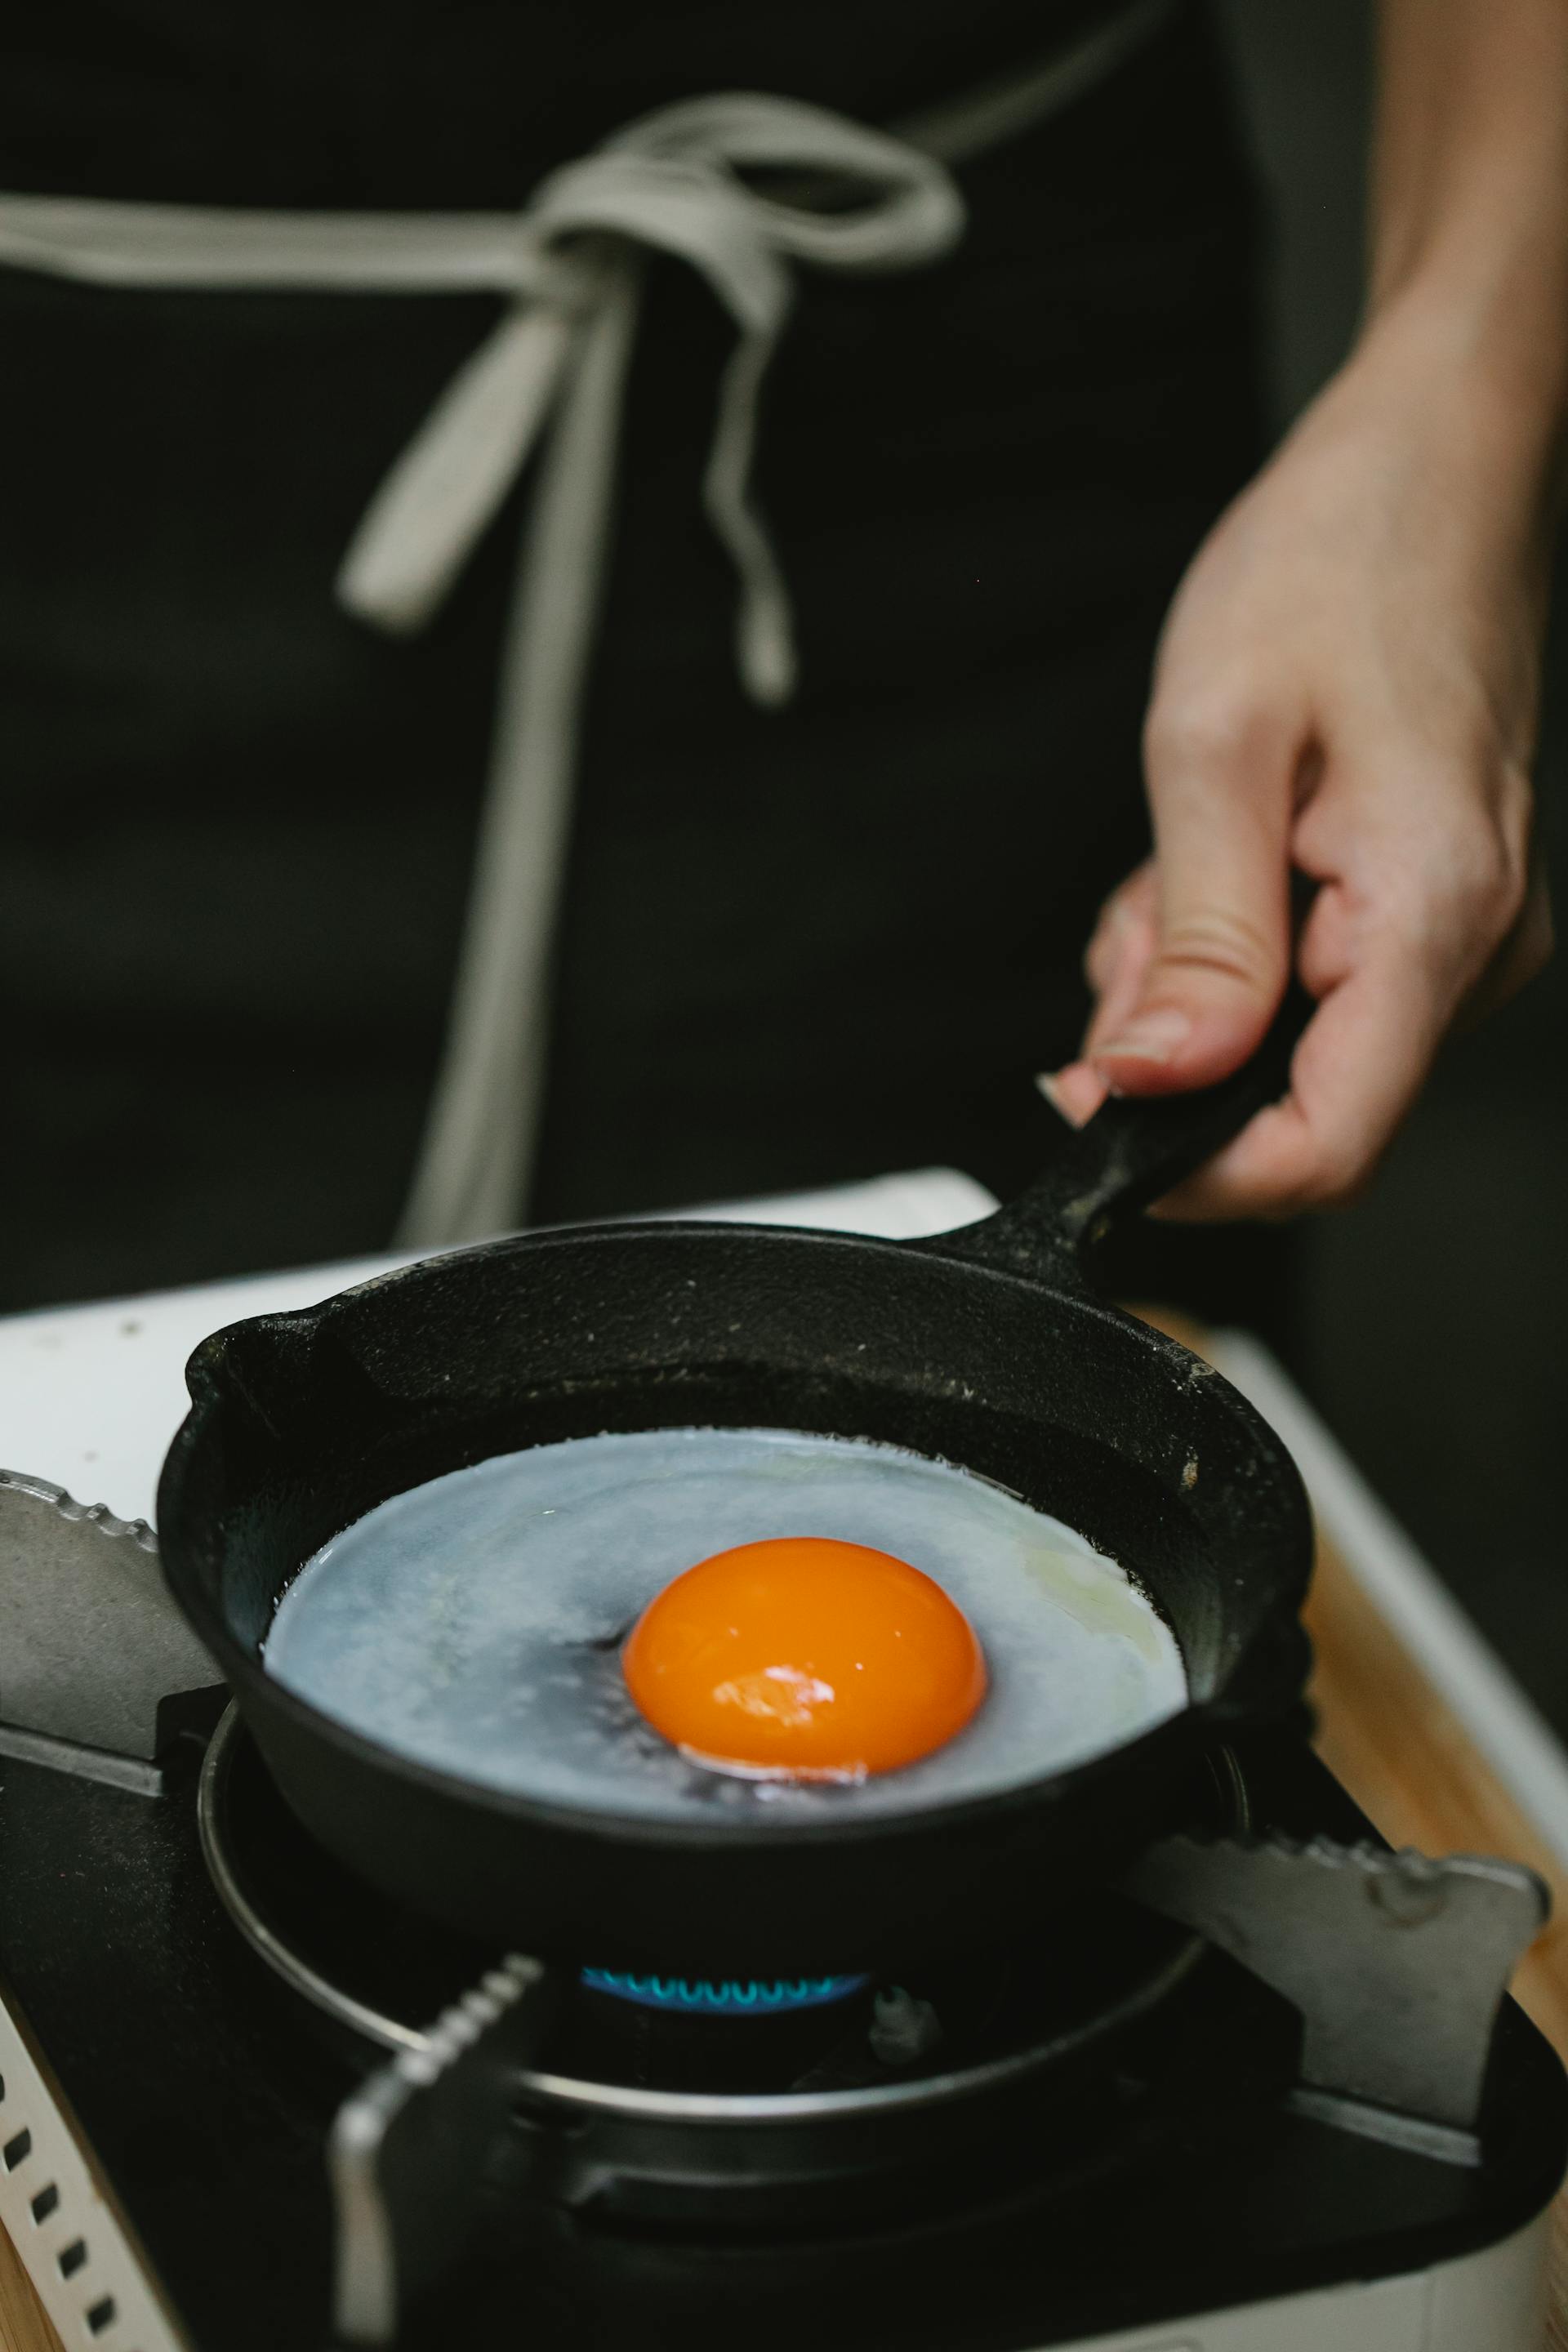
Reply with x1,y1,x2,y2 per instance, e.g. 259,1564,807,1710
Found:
2,1464,1564,2352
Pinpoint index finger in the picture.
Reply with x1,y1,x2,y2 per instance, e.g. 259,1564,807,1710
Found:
1151,947,1444,1220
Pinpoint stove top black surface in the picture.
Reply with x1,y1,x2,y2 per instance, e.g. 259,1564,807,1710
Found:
2,1725,1564,2352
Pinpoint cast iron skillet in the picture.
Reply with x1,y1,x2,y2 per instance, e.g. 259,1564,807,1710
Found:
158,1009,1314,1977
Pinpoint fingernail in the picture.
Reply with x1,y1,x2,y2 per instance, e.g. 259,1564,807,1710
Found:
1091,1008,1192,1066
1036,1062,1111,1126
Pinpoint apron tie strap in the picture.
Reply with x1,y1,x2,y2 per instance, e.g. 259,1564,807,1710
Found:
337,96,964,706
345,96,964,1241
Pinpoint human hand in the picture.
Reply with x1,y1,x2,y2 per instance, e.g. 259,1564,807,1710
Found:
1040,306,1555,1218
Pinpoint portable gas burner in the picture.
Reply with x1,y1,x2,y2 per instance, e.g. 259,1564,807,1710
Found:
1,1468,1563,2352
3,1057,1566,2350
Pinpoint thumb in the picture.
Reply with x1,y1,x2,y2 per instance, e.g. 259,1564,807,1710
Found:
1089,702,1296,1094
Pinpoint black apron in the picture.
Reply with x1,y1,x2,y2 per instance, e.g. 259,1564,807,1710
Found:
0,0,1281,1325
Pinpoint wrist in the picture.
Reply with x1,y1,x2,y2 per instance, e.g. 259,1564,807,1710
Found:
1340,280,1568,528
1359,240,1568,484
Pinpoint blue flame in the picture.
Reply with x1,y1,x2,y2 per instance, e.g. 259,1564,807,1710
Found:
580,1968,869,2014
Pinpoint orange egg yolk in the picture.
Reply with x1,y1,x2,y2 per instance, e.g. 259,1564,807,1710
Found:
621,1536,987,1780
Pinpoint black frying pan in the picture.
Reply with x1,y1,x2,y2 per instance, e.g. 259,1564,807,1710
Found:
158,1009,1314,1976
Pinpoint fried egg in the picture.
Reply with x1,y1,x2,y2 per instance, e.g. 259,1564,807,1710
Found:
262,1426,1186,1823
621,1535,990,1780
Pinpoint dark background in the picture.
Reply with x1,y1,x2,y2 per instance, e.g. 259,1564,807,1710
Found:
1220,0,1568,1737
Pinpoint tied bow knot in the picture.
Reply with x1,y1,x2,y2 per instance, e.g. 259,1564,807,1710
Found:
336,94,965,703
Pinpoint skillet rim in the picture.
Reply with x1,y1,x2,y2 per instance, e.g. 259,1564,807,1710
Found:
156,1215,1315,1855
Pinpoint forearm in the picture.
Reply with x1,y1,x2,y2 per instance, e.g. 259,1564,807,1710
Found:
1370,0,1568,485
1049,3,1561,1203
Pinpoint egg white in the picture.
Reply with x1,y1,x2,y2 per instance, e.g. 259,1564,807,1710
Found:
262,1427,1187,1822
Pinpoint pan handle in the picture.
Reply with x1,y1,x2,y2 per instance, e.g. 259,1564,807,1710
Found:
926,986,1315,1291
